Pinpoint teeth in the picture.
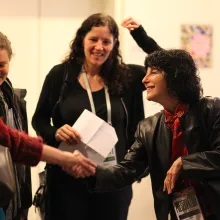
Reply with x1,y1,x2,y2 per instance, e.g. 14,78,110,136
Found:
92,52,103,57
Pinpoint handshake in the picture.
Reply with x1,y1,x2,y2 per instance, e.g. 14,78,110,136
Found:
61,150,97,178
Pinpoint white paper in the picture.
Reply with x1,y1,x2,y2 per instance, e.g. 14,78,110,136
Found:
59,109,118,164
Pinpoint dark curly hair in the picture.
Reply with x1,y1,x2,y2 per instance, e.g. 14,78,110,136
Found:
144,49,203,104
63,13,131,96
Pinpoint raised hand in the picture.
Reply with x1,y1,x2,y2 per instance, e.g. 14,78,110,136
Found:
121,17,140,31
163,157,183,194
55,124,81,145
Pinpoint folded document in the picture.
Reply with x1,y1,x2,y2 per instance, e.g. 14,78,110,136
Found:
59,109,118,165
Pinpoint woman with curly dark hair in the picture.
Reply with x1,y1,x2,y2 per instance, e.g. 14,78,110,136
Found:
32,13,160,220
90,49,220,220
144,49,203,104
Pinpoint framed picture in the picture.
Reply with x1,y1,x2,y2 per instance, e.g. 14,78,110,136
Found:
181,24,213,68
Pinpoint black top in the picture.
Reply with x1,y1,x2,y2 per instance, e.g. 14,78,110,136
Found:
53,79,127,162
32,62,147,148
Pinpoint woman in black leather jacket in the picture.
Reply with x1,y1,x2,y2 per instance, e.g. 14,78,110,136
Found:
87,49,220,220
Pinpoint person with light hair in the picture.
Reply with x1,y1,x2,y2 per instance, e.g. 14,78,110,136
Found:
0,31,95,220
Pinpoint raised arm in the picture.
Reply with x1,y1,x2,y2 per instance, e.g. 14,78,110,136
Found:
122,17,162,54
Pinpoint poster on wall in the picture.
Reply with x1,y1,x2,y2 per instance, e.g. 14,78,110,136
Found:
181,24,213,68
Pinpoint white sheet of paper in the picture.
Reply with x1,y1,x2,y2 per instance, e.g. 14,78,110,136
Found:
58,109,118,164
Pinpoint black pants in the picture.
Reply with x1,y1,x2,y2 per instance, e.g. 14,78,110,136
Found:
46,167,132,220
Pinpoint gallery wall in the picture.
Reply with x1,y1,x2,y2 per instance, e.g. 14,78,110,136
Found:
1,0,219,219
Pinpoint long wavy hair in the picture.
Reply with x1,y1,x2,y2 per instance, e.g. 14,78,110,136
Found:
63,13,131,96
145,49,203,104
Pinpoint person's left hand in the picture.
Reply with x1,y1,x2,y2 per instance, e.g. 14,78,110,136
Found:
121,17,140,31
163,157,183,194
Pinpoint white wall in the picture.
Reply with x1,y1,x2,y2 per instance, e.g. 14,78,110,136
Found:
121,0,220,97
0,0,40,135
1,0,220,219
1,1,40,219
38,0,104,86
120,1,220,220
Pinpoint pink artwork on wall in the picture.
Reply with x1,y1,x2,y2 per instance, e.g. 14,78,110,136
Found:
181,25,212,68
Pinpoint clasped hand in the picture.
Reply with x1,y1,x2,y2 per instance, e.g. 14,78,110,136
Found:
55,125,97,178
62,150,97,178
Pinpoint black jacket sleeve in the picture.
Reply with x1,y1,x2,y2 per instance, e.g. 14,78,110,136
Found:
126,64,146,147
130,25,162,54
182,97,220,179
32,65,65,146
93,121,149,192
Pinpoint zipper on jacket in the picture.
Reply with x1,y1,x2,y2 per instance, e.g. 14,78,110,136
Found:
121,98,129,140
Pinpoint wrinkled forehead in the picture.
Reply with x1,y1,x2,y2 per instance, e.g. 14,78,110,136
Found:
85,26,114,40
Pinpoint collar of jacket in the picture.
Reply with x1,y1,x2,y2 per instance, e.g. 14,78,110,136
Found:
0,78,15,122
158,102,201,168
161,102,201,154
141,103,200,173
0,78,14,108
65,62,81,85
60,62,82,101
0,78,24,131
180,101,202,154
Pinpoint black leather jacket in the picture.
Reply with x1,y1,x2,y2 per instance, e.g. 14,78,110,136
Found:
94,97,220,220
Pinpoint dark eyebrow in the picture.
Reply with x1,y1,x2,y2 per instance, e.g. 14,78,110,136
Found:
151,67,157,71
151,66,161,71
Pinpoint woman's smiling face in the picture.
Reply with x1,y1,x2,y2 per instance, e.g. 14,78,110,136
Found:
83,26,116,68
142,67,170,104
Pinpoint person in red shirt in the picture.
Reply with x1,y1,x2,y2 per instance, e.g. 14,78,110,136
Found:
0,30,95,220
0,117,95,171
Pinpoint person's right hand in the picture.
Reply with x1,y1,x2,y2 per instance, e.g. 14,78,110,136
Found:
121,17,140,31
55,124,81,145
62,150,97,178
